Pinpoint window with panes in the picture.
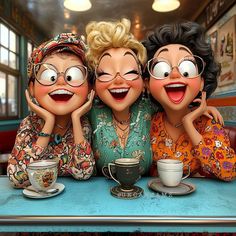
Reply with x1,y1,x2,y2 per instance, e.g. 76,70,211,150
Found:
0,22,19,119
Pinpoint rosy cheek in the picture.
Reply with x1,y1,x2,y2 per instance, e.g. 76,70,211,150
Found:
128,78,143,89
187,78,202,95
95,81,108,92
149,78,165,96
73,85,88,101
34,85,50,100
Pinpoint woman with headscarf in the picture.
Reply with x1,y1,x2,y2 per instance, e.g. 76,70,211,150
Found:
8,33,95,188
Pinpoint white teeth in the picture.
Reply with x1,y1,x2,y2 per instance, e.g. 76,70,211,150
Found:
109,88,129,93
49,89,73,95
165,84,185,88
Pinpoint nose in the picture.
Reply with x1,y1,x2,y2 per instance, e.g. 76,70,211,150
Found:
169,67,181,79
113,73,125,84
57,73,66,85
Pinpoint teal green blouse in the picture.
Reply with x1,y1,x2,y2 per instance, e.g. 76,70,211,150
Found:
89,97,153,175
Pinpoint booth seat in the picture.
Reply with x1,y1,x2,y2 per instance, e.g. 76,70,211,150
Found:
225,126,236,152
0,129,17,175
0,129,17,154
0,126,235,175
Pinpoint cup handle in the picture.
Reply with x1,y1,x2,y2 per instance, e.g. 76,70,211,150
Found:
108,163,120,185
101,166,111,179
182,164,191,180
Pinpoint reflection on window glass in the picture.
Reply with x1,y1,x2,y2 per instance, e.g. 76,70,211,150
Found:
27,42,33,59
0,24,8,48
0,46,8,65
10,31,16,52
9,52,16,69
0,72,6,116
8,75,17,116
0,23,19,118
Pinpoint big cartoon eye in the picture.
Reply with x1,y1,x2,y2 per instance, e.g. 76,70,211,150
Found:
39,69,57,83
178,60,198,78
65,66,85,86
151,61,171,79
123,69,140,80
96,69,113,81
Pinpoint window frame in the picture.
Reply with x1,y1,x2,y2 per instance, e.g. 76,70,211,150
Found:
0,21,20,120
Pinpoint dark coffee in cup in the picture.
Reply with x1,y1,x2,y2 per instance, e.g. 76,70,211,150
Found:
108,158,140,191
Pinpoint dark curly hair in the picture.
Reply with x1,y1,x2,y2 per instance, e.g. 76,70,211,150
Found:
143,21,220,100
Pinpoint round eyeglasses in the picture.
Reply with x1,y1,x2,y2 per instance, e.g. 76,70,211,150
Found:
95,66,142,82
33,63,88,87
147,55,205,80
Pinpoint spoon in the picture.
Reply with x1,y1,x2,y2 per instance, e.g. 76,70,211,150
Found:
26,187,59,195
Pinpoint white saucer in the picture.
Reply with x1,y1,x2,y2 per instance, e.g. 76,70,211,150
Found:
23,183,65,199
148,178,196,196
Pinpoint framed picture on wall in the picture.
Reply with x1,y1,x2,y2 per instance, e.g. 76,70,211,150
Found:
209,30,218,55
217,15,235,87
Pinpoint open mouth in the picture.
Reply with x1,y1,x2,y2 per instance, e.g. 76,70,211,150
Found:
49,89,74,102
164,83,186,104
109,88,129,100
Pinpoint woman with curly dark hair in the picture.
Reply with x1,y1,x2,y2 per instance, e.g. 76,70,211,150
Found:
143,21,236,181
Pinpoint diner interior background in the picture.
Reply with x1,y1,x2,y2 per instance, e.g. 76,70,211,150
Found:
0,0,235,129
15,0,212,40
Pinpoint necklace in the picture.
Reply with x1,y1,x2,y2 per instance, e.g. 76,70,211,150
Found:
113,120,129,132
117,130,129,147
55,120,71,130
174,122,183,128
113,116,130,148
165,117,183,128
112,113,130,125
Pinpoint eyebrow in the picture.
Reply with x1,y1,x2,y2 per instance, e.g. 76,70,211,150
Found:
98,51,139,66
99,52,111,62
156,46,193,57
124,51,138,61
156,48,168,57
179,46,192,54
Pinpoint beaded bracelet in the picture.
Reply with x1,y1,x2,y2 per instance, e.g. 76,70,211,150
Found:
38,132,51,137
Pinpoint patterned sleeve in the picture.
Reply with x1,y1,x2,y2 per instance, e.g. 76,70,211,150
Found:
66,116,95,180
7,116,47,188
192,119,236,181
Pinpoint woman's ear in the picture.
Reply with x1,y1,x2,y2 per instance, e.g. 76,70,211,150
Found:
200,78,204,91
28,82,35,97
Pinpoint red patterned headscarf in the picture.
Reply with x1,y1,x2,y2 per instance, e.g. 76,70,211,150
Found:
27,33,87,83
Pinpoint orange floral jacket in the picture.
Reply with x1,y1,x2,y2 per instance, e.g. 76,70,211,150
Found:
150,112,236,181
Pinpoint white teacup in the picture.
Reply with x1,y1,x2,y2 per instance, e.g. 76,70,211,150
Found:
26,160,58,192
157,159,190,187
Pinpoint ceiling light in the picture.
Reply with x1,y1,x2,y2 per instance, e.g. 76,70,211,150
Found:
64,10,70,19
152,0,180,12
64,0,92,12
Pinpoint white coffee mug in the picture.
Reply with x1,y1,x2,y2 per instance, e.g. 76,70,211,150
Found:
157,159,190,187
26,160,58,191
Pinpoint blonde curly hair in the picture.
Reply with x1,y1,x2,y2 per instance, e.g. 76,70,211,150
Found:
85,18,147,69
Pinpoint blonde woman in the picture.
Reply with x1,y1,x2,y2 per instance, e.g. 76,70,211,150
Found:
86,18,153,176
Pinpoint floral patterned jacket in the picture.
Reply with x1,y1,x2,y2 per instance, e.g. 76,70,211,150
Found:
89,97,153,175
150,112,236,181
7,113,95,188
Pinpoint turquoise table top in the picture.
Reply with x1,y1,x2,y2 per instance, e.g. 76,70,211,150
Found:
1,176,236,232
